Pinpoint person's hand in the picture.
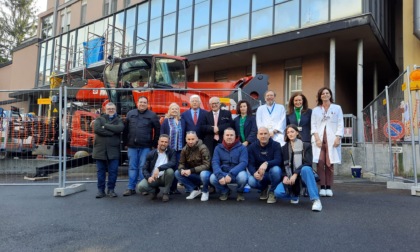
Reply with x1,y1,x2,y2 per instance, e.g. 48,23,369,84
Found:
224,175,232,184
254,171,262,181
333,136,341,147
289,174,297,185
213,126,219,133
283,176,290,185
182,169,191,176
148,177,155,183
219,177,226,185
242,141,248,146
153,169,159,179
315,138,322,148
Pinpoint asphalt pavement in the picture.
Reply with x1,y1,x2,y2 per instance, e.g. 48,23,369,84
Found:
1,177,419,252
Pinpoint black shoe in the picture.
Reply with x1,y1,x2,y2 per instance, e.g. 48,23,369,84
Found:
151,188,160,200
170,189,181,195
107,190,117,198
209,185,216,194
123,189,136,196
96,191,106,198
304,189,309,197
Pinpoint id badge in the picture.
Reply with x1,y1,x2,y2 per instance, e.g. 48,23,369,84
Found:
297,126,302,131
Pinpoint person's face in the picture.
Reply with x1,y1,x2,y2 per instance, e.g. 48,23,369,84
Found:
186,133,198,147
239,102,248,115
257,128,270,145
210,98,221,112
158,137,169,151
293,95,303,108
320,89,331,102
190,97,201,109
265,91,275,105
223,129,236,144
169,105,179,117
105,106,116,116
286,127,299,141
137,98,148,111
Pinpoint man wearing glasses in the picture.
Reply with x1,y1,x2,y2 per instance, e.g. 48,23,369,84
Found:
92,102,125,198
200,96,233,157
247,127,282,203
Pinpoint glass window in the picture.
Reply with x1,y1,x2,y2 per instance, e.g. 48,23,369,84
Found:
124,0,130,8
251,7,272,39
164,0,176,14
111,0,117,13
331,0,362,20
162,35,175,55
103,0,109,16
252,0,272,11
41,14,53,39
125,7,136,55
211,20,228,48
80,0,87,25
230,14,249,44
301,0,328,27
59,34,68,73
76,27,87,68
194,0,209,28
38,42,46,86
136,22,148,52
212,0,228,23
149,17,162,41
179,0,193,9
178,7,192,32
150,0,163,19
231,0,250,17
177,30,191,55
149,39,161,54
285,68,302,104
138,2,149,23
193,25,209,52
163,12,176,36
275,0,299,33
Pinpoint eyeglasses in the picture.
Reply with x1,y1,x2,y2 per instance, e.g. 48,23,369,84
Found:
106,108,116,110
211,102,220,105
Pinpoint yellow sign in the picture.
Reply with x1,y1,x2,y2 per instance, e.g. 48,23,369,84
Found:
219,98,231,104
53,108,58,113
402,83,406,91
37,98,51,105
382,99,386,105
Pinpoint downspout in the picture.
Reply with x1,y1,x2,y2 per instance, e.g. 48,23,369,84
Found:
414,0,420,39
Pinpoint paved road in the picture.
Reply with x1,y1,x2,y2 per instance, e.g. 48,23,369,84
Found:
1,178,419,252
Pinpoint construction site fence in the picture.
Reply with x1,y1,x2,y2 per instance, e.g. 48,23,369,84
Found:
362,66,419,185
0,86,258,186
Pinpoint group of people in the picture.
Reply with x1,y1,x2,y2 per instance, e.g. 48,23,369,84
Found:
92,87,344,212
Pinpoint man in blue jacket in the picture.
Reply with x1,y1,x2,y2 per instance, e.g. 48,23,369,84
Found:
210,128,248,201
247,127,282,203
136,134,176,202
123,96,160,196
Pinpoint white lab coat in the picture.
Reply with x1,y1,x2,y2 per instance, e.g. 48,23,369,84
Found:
311,104,344,164
256,103,286,146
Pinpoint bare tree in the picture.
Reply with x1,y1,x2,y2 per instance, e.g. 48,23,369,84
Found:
0,0,38,63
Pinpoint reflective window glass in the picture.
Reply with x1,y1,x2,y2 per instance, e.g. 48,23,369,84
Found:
251,7,273,39
178,7,192,32
177,30,191,55
212,0,228,23
137,22,148,46
151,0,162,19
59,34,68,73
301,0,328,27
230,14,249,43
164,0,176,14
252,0,272,11
194,0,209,28
115,11,124,29
149,17,162,40
179,0,193,9
38,42,46,86
162,35,175,55
126,7,136,27
163,12,176,36
331,0,362,20
193,25,209,52
126,7,136,54
274,0,299,33
138,2,149,23
211,20,228,48
149,39,161,54
231,0,250,17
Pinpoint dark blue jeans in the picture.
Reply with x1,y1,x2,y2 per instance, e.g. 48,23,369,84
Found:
127,147,150,190
96,159,119,192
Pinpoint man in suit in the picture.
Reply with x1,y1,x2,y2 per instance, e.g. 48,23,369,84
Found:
200,96,233,157
181,94,208,140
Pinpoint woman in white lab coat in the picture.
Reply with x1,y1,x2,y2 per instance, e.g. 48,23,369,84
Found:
311,87,344,197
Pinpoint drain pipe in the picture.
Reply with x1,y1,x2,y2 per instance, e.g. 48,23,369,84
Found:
415,0,420,39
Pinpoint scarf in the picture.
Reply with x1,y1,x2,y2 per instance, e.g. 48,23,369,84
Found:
108,113,116,121
294,107,302,124
286,138,303,177
222,138,240,151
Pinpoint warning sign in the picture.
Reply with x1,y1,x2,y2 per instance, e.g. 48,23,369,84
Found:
383,120,405,140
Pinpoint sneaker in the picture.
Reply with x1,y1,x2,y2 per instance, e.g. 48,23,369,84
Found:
151,188,160,200
186,189,202,200
107,190,117,198
267,192,276,204
312,199,322,212
219,190,231,201
123,189,136,196
96,191,106,198
244,184,251,193
290,197,299,204
201,192,209,202
162,193,169,202
259,187,269,200
141,191,149,196
319,189,326,197
236,192,245,201
326,189,333,197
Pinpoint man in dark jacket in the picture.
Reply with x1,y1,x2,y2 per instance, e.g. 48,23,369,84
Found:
93,102,124,198
174,131,211,201
210,128,248,201
247,127,282,204
181,95,208,140
123,96,161,196
136,134,176,202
